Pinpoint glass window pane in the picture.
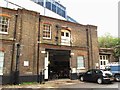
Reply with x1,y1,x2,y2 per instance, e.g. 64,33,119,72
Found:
46,1,51,10
52,4,56,13
0,16,9,33
61,32,64,36
100,56,102,59
103,56,105,60
77,56,84,68
104,61,106,65
66,32,69,37
43,24,51,39
101,61,102,65
37,0,44,6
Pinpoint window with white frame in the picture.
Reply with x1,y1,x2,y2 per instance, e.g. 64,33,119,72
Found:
99,55,109,69
0,16,9,34
43,24,51,39
61,30,71,46
77,56,85,69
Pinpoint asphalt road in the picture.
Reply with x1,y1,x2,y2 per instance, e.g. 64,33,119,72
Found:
59,81,119,89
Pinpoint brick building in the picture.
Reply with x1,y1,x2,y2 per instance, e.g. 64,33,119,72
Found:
0,7,99,84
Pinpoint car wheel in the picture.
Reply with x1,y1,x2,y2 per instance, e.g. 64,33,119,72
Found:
97,78,102,84
115,75,120,82
80,76,84,81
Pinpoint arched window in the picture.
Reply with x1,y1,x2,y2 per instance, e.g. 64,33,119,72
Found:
61,29,71,46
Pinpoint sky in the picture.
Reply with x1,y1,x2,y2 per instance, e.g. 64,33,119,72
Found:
59,0,119,37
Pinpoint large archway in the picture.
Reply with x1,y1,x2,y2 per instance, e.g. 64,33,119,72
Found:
46,49,71,80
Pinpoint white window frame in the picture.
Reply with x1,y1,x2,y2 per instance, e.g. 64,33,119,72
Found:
61,30,71,46
43,24,51,39
99,55,109,69
0,16,9,34
77,56,85,69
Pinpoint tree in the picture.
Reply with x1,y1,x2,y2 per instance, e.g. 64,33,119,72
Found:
98,33,120,60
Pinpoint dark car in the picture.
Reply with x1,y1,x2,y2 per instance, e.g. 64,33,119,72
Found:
79,69,114,84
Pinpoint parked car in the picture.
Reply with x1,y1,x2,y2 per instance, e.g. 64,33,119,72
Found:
79,69,114,84
105,62,120,82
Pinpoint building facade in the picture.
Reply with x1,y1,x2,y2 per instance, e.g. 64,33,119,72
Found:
99,48,116,69
0,7,99,84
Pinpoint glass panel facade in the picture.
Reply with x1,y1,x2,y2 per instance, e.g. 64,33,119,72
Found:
52,4,56,13
31,0,66,18
46,1,51,10
37,0,44,6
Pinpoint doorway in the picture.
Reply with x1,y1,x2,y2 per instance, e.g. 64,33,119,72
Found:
46,49,71,80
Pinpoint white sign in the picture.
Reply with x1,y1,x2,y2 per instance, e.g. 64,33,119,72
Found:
24,61,29,66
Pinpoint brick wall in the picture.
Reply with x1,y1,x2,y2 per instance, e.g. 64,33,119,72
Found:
40,16,99,69
0,7,99,83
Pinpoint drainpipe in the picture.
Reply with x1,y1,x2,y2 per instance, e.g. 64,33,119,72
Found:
89,28,94,68
11,14,18,73
37,15,41,83
86,28,90,69
10,14,18,84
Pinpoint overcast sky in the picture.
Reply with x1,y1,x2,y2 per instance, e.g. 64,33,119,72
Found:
59,0,119,37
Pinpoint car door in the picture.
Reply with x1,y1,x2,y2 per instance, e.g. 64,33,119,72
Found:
91,70,99,82
84,70,93,82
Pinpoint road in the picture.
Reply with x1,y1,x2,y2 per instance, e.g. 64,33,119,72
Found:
1,79,120,90
59,81,119,89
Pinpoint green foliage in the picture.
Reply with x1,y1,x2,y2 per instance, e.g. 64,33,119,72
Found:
98,33,120,59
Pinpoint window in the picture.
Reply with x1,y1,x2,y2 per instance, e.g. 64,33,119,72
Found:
87,70,92,74
43,24,51,39
66,32,69,37
99,55,109,69
94,70,102,74
52,4,56,13
103,56,105,60
100,56,102,60
101,61,102,65
0,16,9,34
61,30,71,46
37,0,44,6
77,56,85,69
46,1,51,10
61,32,64,36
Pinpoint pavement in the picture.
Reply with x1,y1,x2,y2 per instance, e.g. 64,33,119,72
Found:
1,79,80,89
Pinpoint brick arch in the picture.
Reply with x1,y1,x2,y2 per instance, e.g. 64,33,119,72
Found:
0,14,11,18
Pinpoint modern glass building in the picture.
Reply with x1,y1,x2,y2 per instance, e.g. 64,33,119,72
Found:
31,0,66,18
31,0,77,23
1,0,77,23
